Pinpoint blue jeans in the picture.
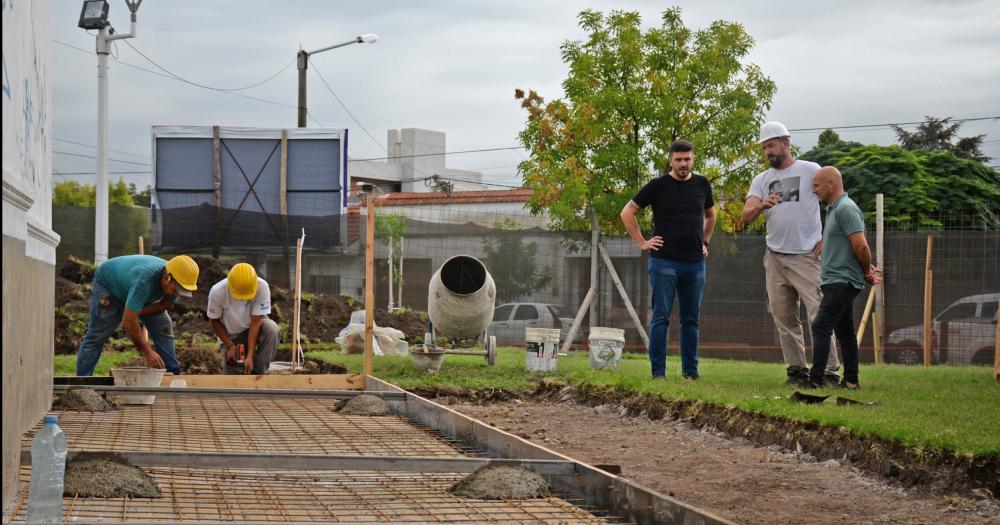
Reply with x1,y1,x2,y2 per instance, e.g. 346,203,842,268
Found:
76,281,180,376
647,257,706,378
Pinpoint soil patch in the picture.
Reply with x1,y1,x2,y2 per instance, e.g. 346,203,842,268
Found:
450,464,549,500
59,256,95,284
53,387,116,412
414,381,1000,501
178,346,222,375
338,394,389,415
438,394,999,524
63,452,161,499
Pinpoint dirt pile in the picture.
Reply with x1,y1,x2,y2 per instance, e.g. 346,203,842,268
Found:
178,346,222,375
53,388,116,412
449,464,549,500
59,256,95,283
338,394,390,415
63,452,162,498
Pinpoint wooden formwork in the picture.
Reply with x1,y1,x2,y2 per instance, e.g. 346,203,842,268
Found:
8,376,731,524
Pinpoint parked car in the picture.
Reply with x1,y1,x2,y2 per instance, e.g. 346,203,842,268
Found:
489,303,576,346
885,293,997,365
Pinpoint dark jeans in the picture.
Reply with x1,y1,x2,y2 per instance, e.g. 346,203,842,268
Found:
647,257,706,378
810,283,862,384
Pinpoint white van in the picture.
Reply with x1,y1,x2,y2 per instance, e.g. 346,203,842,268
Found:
886,293,998,365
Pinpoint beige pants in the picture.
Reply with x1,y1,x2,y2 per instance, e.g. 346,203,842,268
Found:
764,250,840,374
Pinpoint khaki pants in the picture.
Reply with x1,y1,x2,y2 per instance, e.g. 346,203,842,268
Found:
764,250,840,374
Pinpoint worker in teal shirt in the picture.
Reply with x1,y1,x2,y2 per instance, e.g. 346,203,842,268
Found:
76,254,200,376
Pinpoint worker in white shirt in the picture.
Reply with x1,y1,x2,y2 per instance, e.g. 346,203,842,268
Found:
207,263,280,374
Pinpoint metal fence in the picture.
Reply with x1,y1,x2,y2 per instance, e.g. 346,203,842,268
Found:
52,200,999,365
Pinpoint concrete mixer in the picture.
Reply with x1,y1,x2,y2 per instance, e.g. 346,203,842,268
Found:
411,255,497,369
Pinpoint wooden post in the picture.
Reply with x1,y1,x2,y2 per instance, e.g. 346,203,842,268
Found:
856,286,877,344
212,125,222,259
138,236,144,255
923,235,933,366
993,304,999,381
279,130,291,284
562,287,596,354
291,231,304,369
875,193,885,364
398,237,404,309
363,196,376,377
597,243,649,347
589,210,600,329
387,237,395,311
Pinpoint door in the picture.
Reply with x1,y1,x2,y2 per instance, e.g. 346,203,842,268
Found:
504,304,542,346
490,304,516,345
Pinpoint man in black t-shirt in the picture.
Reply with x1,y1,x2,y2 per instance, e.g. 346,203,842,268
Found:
620,140,716,381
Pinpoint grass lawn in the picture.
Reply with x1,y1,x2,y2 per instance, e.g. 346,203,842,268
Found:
55,347,1000,457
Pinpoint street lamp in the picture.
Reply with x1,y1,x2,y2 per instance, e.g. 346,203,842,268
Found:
80,0,143,265
297,34,378,127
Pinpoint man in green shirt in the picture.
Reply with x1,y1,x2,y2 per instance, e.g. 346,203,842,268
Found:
76,254,200,376
808,167,882,389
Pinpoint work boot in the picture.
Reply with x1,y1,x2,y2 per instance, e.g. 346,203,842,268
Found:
652,375,666,382
786,367,810,386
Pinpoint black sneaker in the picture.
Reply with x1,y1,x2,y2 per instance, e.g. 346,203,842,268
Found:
838,379,860,390
799,377,824,390
652,375,666,382
822,374,842,387
681,373,699,382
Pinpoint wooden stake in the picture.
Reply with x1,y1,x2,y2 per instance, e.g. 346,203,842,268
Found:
291,231,304,368
993,293,999,381
856,286,877,344
138,236,144,255
363,197,376,377
597,243,648,347
562,287,596,355
279,130,291,283
212,125,222,259
875,193,885,363
923,236,933,366
872,312,881,365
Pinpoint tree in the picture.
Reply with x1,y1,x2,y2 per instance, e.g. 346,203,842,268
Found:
481,219,552,302
52,179,134,207
893,116,990,162
816,128,841,148
128,183,152,207
800,143,1000,228
515,8,775,234
375,213,409,309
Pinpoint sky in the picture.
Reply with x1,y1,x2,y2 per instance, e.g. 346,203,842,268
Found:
50,0,1000,190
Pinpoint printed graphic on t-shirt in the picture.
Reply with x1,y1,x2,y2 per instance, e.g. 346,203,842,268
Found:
766,176,800,203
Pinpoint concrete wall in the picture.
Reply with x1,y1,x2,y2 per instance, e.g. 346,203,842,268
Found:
2,0,57,511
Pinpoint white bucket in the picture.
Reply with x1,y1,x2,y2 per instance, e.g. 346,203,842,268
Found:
525,328,560,372
588,327,625,370
110,367,165,405
410,346,447,373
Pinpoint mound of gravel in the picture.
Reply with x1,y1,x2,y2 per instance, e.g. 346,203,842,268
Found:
449,464,549,500
63,452,162,498
53,387,116,412
338,394,389,415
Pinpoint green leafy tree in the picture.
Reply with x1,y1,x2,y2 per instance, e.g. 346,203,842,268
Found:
893,116,990,162
481,219,552,302
515,8,775,234
128,183,152,207
800,143,1000,228
375,213,409,307
816,128,841,148
52,179,134,207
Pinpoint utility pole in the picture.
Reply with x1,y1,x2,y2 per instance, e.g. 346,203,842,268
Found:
81,0,143,264
296,34,378,128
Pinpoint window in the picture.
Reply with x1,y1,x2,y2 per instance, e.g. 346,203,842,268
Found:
937,303,977,322
513,305,539,321
547,305,563,319
977,301,997,324
493,305,513,322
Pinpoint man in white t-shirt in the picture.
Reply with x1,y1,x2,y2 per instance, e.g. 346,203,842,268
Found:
207,263,280,375
742,122,841,386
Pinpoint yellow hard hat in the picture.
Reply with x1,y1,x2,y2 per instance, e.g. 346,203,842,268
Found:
228,263,259,301
165,255,199,292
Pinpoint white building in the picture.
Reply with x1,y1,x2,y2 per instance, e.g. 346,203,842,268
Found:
349,128,485,192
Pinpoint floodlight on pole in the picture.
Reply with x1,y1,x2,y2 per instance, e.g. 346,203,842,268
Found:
296,33,378,128
83,0,143,265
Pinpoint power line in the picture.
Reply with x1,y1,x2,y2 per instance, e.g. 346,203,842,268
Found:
54,150,149,166
122,40,296,92
53,137,149,159
54,171,151,175
310,61,387,153
789,116,998,133
349,145,525,163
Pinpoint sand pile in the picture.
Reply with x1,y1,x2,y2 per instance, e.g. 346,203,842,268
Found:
53,388,116,412
63,452,162,498
338,394,389,415
450,464,549,500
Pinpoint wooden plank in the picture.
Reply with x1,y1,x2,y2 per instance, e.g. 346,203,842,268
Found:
21,450,576,475
364,196,376,376
598,243,649,347
280,129,291,278
923,235,933,366
994,301,999,381
155,374,364,390
54,383,392,397
856,286,877,344
291,233,304,367
212,125,222,259
561,287,596,354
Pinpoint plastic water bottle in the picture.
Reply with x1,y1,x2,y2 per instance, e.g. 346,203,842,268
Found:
26,415,67,523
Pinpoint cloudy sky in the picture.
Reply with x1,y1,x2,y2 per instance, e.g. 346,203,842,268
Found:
50,0,1000,190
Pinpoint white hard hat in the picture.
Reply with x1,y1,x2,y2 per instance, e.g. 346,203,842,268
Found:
759,122,790,144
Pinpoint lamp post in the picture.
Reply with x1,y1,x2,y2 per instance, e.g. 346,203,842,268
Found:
79,0,143,265
297,34,378,127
